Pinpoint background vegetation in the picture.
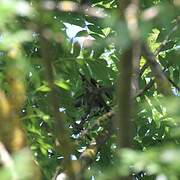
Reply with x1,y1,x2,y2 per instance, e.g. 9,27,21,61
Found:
0,0,179,179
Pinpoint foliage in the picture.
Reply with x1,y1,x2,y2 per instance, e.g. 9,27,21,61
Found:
0,0,179,180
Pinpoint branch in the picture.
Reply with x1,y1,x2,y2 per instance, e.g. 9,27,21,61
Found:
142,43,173,96
79,121,113,171
135,79,155,97
78,111,114,140
125,1,141,97
38,26,76,179
55,120,113,180
137,67,180,97
78,63,179,143
140,16,180,77
154,18,180,55
167,77,180,91
78,69,179,142
116,0,133,149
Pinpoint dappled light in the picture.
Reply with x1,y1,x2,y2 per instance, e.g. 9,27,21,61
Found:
0,0,179,180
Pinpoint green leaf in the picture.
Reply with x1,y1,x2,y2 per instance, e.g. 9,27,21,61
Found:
75,30,88,37
88,24,105,35
36,85,50,92
55,80,70,90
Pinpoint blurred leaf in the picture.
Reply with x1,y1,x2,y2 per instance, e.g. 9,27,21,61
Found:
36,85,50,92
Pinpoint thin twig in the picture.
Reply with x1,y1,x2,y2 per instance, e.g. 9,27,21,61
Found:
154,19,180,55
167,77,180,91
